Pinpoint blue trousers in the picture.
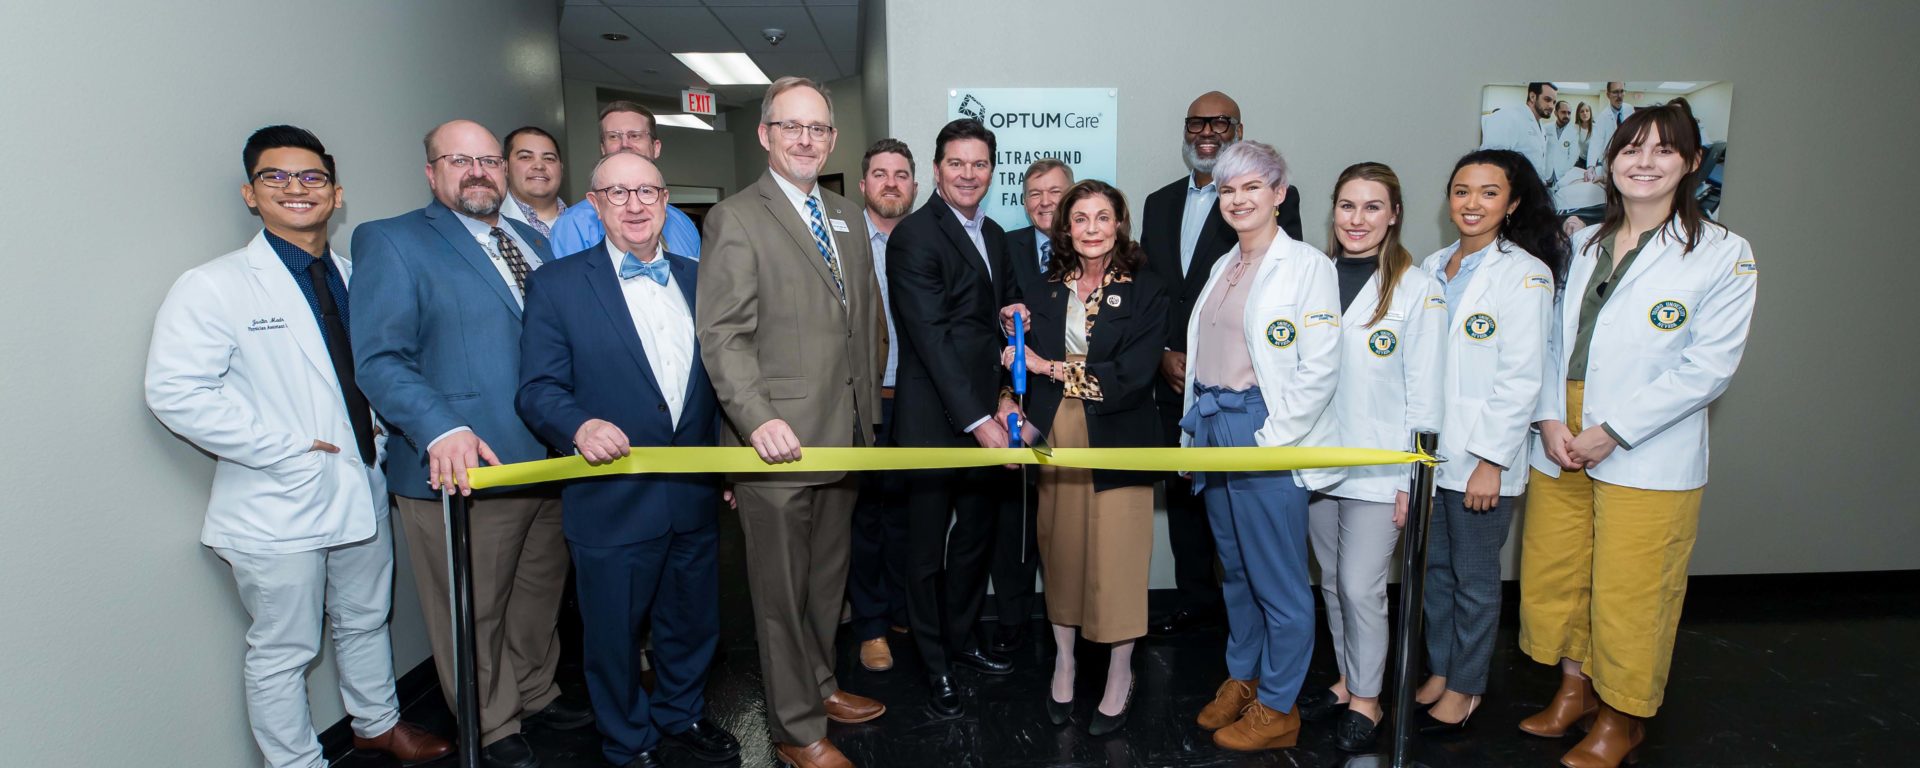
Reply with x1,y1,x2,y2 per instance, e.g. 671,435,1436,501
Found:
570,522,718,764
1185,385,1314,712
1422,489,1514,695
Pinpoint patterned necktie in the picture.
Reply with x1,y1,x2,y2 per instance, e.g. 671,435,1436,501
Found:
620,253,671,285
805,197,847,303
1039,238,1052,271
490,226,532,292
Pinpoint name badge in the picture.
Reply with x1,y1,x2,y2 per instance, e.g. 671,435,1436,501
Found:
1385,311,1406,322
829,218,851,232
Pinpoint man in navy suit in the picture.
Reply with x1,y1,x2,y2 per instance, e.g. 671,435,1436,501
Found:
517,151,740,768
351,120,588,768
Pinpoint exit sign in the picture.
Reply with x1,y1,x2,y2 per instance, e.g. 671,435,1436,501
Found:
682,89,716,116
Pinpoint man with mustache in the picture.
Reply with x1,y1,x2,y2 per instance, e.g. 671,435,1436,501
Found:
550,101,702,260
1141,91,1302,638
844,138,916,674
500,125,566,238
351,119,589,768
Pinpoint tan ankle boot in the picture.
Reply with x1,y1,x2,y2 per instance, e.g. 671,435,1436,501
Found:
1560,702,1644,768
1520,672,1598,737
1212,700,1301,751
1196,678,1257,730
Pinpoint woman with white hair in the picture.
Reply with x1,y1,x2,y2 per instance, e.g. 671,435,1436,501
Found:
1182,140,1341,752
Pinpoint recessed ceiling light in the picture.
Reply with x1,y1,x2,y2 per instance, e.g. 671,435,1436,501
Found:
1656,81,1699,92
601,33,629,42
1556,82,1593,92
672,52,771,85
657,114,714,131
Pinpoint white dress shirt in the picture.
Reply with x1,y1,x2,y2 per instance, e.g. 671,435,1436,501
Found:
1180,174,1220,275
608,241,695,425
866,210,899,388
454,210,542,307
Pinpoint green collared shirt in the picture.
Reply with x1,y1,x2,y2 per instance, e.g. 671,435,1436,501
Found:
1568,229,1655,447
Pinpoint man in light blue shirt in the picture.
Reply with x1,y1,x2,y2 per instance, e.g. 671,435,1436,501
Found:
549,101,702,259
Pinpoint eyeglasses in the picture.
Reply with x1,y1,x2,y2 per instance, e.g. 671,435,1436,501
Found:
253,169,333,188
766,120,836,141
594,184,665,206
431,154,505,170
1185,115,1238,134
604,130,653,144
1607,87,1626,96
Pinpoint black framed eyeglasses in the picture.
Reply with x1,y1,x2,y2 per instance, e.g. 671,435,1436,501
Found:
431,154,505,170
1184,115,1238,134
253,169,333,188
766,120,836,141
594,184,665,206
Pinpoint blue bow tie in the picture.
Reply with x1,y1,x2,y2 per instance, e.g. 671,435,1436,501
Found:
619,253,670,285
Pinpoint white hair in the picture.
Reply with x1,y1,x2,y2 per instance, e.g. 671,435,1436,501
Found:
1210,140,1288,191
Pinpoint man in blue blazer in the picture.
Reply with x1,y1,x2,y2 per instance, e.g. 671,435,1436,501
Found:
351,120,587,768
516,151,739,768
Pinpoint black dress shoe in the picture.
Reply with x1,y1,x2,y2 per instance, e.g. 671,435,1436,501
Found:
1148,606,1224,636
927,675,963,718
990,624,1030,654
625,748,664,768
1046,693,1073,726
481,733,539,768
524,695,595,731
667,718,741,762
1295,687,1349,722
953,648,1013,676
1413,698,1478,735
1086,678,1134,737
1333,709,1382,752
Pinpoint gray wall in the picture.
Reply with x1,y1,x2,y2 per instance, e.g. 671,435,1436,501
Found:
887,0,1920,576
0,1,560,764
726,75,872,200
560,79,739,205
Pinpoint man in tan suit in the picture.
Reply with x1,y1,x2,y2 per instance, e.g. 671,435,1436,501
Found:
696,76,886,768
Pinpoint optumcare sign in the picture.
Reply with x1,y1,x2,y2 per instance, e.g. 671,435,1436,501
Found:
948,87,1118,230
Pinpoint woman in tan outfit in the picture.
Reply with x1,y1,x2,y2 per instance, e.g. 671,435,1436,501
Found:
1000,180,1167,737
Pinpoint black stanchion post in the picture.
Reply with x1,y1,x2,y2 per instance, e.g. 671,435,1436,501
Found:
444,491,481,768
1348,429,1440,768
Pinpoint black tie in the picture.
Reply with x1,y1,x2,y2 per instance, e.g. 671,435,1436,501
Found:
308,257,375,464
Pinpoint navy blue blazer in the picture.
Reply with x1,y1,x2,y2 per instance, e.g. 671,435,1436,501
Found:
350,200,553,500
516,240,719,546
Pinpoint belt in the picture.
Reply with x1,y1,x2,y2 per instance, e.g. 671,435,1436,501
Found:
881,387,895,399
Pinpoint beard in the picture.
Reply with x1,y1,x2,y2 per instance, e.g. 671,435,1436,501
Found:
458,180,502,218
869,194,912,219
1182,138,1232,175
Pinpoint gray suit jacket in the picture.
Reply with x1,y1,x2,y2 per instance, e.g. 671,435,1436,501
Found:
697,170,884,486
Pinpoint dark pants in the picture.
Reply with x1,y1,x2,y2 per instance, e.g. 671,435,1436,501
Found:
1423,489,1516,695
1159,388,1223,613
904,464,1009,676
847,398,909,641
570,523,718,764
990,480,1039,629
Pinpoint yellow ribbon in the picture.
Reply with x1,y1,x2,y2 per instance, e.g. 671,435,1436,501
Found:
466,446,1431,490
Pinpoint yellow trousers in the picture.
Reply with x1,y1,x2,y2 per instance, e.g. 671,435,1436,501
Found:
1518,381,1704,717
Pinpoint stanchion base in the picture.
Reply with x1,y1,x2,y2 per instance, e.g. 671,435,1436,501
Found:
1344,755,1434,768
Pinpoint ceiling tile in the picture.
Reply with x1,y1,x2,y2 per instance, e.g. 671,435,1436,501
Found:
703,0,807,6
804,0,861,5
560,52,638,86
597,0,706,5
611,6,743,51
809,6,857,51
559,6,662,53
710,6,826,52
747,50,843,83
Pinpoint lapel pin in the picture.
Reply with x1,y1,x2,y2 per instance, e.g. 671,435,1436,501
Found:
1107,294,1122,307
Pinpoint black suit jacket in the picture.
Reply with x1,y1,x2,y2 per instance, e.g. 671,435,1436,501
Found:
1140,176,1303,355
1003,225,1049,305
887,193,1016,448
1022,268,1168,490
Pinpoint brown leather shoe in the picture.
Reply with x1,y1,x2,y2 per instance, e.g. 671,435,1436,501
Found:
1196,678,1258,730
774,737,854,768
1521,672,1598,738
823,689,886,723
352,721,453,766
859,637,894,672
1213,700,1302,751
1560,702,1644,768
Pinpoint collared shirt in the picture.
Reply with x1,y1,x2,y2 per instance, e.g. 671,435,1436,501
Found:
772,170,840,262
1568,229,1656,382
454,210,542,307
548,197,702,260
947,202,992,276
1179,174,1220,274
866,209,899,388
1434,240,1496,323
608,241,695,425
263,230,348,347
502,191,565,238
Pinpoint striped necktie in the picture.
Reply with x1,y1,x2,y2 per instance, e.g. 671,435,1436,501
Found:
805,197,846,303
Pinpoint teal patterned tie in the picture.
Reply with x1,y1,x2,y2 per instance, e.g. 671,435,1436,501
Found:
806,197,846,303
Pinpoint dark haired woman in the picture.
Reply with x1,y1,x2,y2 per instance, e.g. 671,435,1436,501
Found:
1517,99,1758,768
1294,162,1446,752
1000,180,1167,736
1410,148,1562,733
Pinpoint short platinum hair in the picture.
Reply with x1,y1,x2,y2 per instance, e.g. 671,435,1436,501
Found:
1210,140,1288,191
760,76,835,125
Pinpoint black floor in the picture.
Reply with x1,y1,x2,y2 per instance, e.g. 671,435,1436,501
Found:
344,514,1920,768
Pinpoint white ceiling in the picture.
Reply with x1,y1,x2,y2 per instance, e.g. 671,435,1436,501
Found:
559,0,860,109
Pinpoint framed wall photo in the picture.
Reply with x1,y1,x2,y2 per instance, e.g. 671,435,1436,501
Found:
819,173,844,196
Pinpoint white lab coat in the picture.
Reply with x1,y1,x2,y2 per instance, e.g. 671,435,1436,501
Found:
1587,102,1637,168
1481,107,1552,186
146,231,388,554
1182,231,1343,491
1548,123,1583,188
1421,241,1554,496
1320,264,1448,504
1530,223,1758,491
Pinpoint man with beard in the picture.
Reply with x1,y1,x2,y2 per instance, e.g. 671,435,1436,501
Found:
845,138,917,674
1141,91,1302,638
352,119,590,768
1480,81,1559,186
499,125,566,237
